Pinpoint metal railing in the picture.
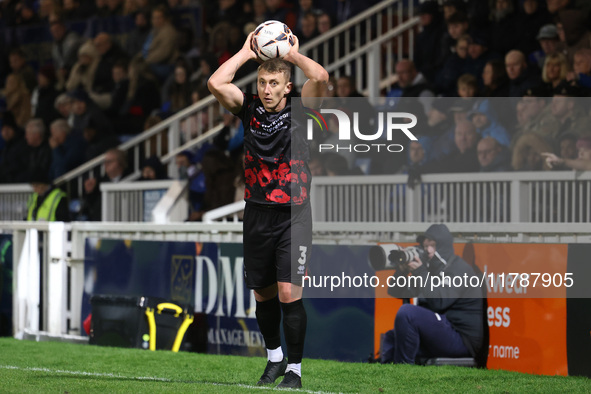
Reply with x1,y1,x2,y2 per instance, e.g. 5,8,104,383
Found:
47,0,417,197
310,171,591,224
100,179,187,221
0,184,32,221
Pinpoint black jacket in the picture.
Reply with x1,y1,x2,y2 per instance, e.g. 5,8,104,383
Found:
388,224,485,357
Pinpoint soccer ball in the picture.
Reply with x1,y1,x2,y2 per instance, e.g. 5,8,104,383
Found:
251,20,295,61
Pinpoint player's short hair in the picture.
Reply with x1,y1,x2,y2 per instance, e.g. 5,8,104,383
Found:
258,59,292,82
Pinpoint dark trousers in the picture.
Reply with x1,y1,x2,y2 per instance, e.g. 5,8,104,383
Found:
381,304,470,364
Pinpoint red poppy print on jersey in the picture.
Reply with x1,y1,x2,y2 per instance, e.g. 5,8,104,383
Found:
267,189,290,203
245,168,257,186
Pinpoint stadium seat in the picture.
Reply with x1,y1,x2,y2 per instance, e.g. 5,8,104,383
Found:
416,357,477,367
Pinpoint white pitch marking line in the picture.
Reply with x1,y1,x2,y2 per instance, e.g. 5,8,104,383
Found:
0,365,336,393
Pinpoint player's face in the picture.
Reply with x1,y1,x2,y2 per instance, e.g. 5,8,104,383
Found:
257,71,292,112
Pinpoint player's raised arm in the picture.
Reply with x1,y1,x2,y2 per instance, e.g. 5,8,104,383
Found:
283,36,329,108
208,32,259,114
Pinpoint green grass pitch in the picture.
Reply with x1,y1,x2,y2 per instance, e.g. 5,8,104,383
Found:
0,338,589,393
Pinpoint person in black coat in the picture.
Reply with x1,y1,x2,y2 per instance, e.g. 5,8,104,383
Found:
0,111,29,183
380,224,485,365
423,120,480,174
32,65,62,130
24,118,52,183
414,2,446,84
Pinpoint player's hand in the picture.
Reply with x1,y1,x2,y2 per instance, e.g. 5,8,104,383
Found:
541,152,563,169
283,35,300,63
243,32,260,62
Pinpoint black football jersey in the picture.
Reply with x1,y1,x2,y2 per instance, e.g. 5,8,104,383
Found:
235,93,311,206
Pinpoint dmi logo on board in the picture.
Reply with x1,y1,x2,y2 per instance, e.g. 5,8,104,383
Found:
305,108,418,153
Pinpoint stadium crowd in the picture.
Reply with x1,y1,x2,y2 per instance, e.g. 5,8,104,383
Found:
1,0,591,221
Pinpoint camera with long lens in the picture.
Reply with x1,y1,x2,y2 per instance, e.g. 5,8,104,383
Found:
368,244,429,272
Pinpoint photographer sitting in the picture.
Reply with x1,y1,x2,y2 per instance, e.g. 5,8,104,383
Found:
380,224,484,365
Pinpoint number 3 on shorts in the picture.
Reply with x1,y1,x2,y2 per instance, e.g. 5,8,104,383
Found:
298,246,307,265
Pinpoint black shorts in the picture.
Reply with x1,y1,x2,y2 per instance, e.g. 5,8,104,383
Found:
243,202,312,289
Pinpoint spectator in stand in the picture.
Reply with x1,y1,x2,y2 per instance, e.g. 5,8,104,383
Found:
436,34,470,96
38,0,56,22
265,0,296,29
105,59,130,128
414,1,446,84
505,50,542,97
515,0,552,57
31,65,61,130
4,73,32,129
54,93,75,127
442,0,466,21
558,133,578,160
80,148,129,221
566,48,591,91
295,12,318,46
25,118,52,181
8,48,36,93
190,54,218,92
477,136,511,172
139,155,168,180
95,0,110,17
556,10,591,64
91,33,129,109
126,10,151,58
14,1,40,25
425,98,456,163
117,57,161,134
48,119,86,180
163,62,192,115
397,137,435,180
468,99,512,147
0,111,29,183
388,59,435,117
106,0,124,16
550,82,591,143
209,22,233,66
439,12,470,70
490,0,520,56
482,59,509,97
513,133,553,170
188,149,236,221
250,0,268,26
206,0,245,31
295,0,320,32
181,86,211,143
68,89,113,136
457,74,478,98
423,120,480,174
316,11,332,35
541,52,568,90
141,5,179,81
49,14,84,90
465,31,499,87
546,0,577,16
65,40,99,94
512,87,558,146
333,0,373,25
542,136,591,171
530,24,560,69
175,149,206,215
62,0,88,20
26,168,69,222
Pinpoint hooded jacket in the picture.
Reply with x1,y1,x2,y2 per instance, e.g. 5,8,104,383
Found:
470,100,512,147
389,224,485,357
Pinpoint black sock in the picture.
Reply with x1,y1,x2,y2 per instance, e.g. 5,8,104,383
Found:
256,296,282,350
281,299,307,364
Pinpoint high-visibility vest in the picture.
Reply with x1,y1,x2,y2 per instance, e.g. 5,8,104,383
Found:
26,188,67,221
